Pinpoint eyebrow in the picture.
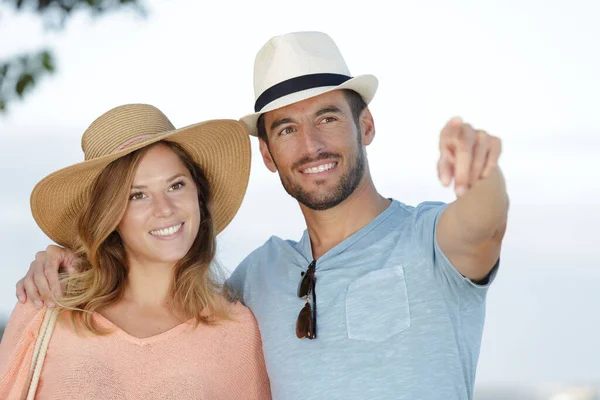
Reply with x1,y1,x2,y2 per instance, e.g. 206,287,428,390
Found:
131,173,186,190
314,106,342,117
269,117,295,133
268,106,343,134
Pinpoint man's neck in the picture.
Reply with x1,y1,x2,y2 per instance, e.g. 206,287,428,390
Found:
300,176,391,260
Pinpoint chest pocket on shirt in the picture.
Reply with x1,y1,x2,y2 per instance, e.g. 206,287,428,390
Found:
345,265,411,342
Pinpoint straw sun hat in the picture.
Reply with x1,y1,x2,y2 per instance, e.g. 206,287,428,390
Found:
30,104,251,248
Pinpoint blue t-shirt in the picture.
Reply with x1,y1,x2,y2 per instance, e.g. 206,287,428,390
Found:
227,200,497,400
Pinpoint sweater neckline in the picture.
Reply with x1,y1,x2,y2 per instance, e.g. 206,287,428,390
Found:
94,313,195,346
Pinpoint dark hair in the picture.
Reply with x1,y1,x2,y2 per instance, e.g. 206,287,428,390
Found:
257,89,367,144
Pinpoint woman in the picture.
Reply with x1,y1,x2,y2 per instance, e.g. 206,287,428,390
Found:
0,104,271,399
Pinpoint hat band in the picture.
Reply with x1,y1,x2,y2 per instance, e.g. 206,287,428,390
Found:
114,134,152,153
254,73,351,112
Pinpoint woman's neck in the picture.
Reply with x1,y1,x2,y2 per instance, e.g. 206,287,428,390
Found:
122,258,175,308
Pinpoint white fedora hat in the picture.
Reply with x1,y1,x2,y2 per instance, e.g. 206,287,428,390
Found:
240,31,378,136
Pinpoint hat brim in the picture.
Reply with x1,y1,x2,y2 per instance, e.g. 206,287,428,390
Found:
240,74,378,137
30,119,251,248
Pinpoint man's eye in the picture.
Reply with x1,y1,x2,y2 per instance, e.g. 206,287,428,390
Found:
321,116,337,124
279,126,295,136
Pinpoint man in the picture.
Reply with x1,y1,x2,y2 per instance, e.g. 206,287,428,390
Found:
16,31,508,399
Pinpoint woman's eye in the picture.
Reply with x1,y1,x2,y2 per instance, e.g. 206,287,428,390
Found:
169,181,185,191
129,192,146,201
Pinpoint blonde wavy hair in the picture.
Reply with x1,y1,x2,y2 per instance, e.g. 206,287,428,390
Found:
57,141,230,334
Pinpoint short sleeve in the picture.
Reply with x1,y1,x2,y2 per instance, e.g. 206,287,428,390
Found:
0,301,47,400
413,201,498,310
225,257,253,305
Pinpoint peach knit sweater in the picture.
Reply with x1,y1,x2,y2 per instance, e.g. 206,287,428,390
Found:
0,301,271,399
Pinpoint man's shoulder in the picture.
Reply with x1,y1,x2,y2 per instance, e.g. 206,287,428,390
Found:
226,234,301,303
391,199,447,221
235,235,299,272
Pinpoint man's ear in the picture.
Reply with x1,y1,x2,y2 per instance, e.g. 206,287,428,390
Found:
259,138,278,173
359,108,375,146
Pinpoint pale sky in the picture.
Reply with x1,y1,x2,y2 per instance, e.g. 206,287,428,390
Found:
1,0,599,391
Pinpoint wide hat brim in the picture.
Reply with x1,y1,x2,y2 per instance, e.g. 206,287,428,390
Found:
240,74,378,136
31,119,251,248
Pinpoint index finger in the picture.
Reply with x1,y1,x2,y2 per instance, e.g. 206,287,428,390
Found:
33,268,54,303
45,262,63,301
440,116,464,141
453,124,476,194
44,246,67,299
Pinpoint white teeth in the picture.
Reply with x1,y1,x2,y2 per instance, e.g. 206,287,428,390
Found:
150,223,182,236
303,162,336,174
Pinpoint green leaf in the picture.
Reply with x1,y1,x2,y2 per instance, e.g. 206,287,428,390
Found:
16,73,35,97
41,51,55,72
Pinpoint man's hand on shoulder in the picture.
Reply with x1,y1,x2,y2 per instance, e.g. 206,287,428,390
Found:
16,245,77,308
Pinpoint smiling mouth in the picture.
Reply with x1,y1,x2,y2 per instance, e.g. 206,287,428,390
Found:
301,162,337,174
149,223,183,237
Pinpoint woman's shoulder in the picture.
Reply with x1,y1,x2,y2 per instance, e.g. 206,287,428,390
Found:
227,299,257,321
208,298,260,336
0,301,49,374
3,301,48,340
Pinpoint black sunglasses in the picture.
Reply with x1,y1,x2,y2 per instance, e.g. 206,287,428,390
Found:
296,260,317,339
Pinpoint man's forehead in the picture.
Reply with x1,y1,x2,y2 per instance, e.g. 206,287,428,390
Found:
265,90,347,121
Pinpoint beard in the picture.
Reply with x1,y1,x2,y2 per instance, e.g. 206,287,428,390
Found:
277,136,366,211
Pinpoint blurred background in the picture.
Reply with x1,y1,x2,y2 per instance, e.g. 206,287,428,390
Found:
1,0,599,398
